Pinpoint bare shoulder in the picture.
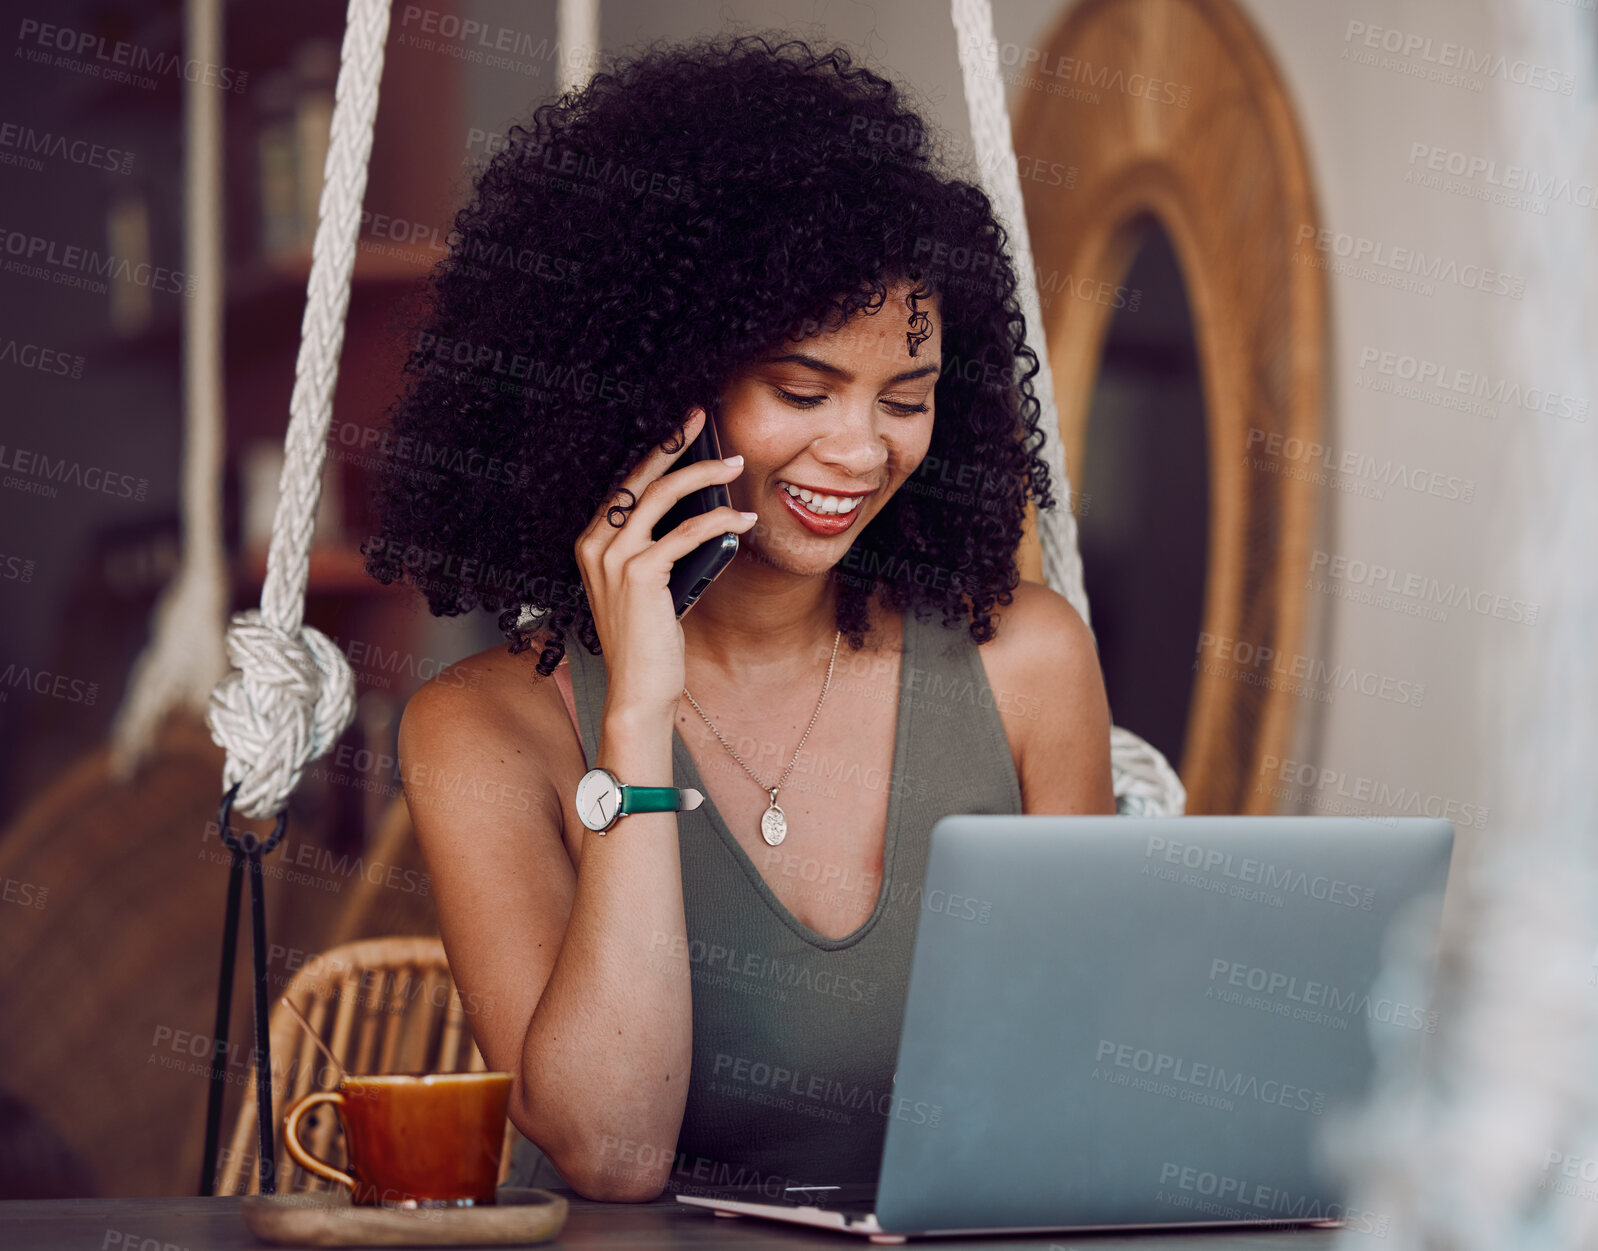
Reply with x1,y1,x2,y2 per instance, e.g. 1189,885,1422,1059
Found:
976,580,1116,814
978,579,1099,687
396,634,583,844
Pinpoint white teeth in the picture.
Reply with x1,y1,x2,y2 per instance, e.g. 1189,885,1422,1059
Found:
779,482,864,518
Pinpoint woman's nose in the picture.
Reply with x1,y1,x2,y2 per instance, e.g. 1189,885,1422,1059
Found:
813,404,889,479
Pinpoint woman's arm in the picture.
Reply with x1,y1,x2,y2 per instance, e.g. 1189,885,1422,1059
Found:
400,409,756,1202
399,664,691,1202
980,580,1117,814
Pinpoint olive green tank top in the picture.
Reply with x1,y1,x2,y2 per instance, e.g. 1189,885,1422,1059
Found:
502,606,1023,1194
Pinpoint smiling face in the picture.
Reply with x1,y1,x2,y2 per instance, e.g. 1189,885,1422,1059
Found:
714,280,941,578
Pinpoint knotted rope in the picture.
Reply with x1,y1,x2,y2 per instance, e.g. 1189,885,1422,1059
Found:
194,0,392,1195
202,0,395,818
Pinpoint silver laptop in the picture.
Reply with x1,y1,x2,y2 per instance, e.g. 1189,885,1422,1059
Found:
676,815,1453,1239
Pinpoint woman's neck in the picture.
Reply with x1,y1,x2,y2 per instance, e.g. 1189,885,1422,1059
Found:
678,553,851,683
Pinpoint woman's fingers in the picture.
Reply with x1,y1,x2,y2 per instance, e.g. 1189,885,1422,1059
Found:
579,406,710,544
624,453,744,535
576,408,697,545
617,406,705,497
583,408,751,558
645,506,758,566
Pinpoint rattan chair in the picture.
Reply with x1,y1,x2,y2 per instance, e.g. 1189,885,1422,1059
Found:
216,935,517,1195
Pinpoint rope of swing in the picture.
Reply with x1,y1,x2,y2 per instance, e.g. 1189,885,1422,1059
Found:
949,0,1184,817
193,0,389,1194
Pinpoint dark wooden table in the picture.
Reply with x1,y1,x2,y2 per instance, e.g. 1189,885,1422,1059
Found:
0,1192,1344,1249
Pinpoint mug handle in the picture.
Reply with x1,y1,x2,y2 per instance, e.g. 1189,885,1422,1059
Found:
282,1091,356,1192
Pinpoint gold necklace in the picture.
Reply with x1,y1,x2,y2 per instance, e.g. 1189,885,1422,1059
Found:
681,629,842,847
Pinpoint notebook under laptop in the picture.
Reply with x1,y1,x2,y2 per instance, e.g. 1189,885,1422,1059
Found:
675,815,1453,1240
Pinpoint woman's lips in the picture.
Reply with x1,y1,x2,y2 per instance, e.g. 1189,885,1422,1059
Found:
775,484,866,536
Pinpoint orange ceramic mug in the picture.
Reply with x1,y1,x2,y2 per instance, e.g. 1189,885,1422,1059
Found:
282,1072,513,1207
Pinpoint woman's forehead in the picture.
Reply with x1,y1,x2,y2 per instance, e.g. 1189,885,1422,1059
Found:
782,284,941,366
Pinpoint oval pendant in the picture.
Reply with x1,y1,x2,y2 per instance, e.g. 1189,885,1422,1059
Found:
760,803,787,846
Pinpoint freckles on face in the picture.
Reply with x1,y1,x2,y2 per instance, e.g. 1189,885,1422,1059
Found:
713,285,942,548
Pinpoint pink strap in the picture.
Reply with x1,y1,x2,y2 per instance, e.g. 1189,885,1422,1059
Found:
554,661,583,763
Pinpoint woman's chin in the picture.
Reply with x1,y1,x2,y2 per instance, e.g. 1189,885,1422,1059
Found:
732,523,858,581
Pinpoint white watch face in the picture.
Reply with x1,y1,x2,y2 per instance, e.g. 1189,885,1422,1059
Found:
576,769,622,831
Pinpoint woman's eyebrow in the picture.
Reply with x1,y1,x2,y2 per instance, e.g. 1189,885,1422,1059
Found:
760,351,941,385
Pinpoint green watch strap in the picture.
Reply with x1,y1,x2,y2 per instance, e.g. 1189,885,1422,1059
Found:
617,785,685,816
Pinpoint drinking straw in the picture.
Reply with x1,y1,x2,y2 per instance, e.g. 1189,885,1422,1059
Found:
280,996,349,1084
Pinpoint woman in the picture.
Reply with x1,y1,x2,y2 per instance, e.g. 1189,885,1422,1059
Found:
372,33,1114,1202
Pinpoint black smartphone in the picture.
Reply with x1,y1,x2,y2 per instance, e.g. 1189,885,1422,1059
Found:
652,406,740,618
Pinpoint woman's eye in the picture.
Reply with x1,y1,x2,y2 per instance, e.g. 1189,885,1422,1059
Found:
774,388,825,408
772,387,927,415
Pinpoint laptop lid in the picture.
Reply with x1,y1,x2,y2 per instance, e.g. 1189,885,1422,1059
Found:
873,816,1452,1234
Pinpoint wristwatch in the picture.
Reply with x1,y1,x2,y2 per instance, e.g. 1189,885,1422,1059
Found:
574,766,705,833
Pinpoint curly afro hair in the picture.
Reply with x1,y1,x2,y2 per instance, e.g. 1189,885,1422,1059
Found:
363,31,1056,676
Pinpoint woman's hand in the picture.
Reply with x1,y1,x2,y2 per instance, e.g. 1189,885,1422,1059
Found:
574,406,755,725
